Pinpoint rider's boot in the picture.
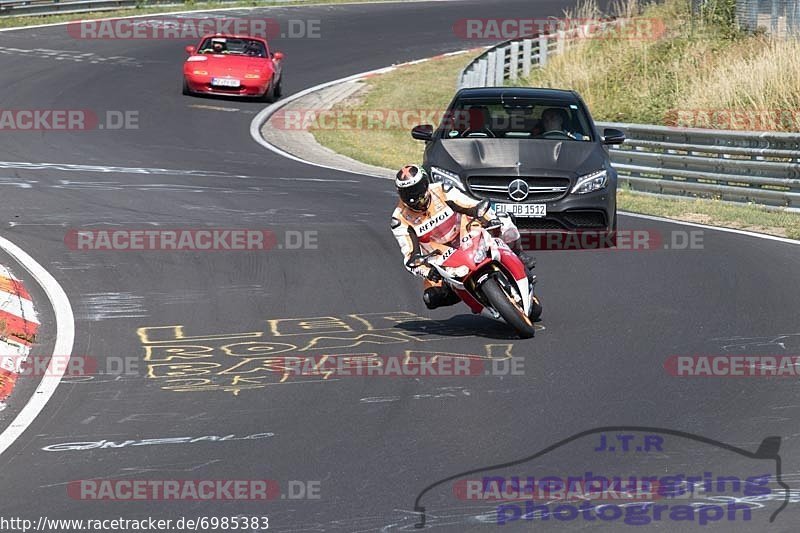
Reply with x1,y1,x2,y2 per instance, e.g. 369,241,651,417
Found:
423,285,461,310
509,237,537,280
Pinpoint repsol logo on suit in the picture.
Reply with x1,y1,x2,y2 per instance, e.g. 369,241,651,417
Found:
415,209,454,235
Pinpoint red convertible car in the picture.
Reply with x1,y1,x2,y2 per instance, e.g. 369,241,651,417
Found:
182,34,284,101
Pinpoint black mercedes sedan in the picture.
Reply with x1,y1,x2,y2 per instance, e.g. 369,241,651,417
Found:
411,87,625,235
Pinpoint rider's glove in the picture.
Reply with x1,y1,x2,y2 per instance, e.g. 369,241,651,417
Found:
425,267,442,282
484,218,503,237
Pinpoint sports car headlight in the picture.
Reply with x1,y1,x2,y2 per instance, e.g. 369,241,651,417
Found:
430,166,465,190
192,70,209,75
571,170,608,194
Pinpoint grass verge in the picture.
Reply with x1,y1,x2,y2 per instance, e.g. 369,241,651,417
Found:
619,190,800,239
309,47,800,240
311,51,473,170
522,0,800,130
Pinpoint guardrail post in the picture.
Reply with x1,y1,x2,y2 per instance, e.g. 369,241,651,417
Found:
522,39,532,77
486,52,497,87
509,41,520,82
538,34,548,67
494,47,506,85
582,22,591,40
477,58,488,87
771,0,780,35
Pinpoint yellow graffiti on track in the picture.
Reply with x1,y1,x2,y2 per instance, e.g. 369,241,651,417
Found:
137,312,516,395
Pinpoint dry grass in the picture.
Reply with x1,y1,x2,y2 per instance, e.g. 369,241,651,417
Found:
310,52,473,170
522,0,800,131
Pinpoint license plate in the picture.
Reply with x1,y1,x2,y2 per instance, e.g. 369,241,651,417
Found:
211,77,240,87
494,203,547,217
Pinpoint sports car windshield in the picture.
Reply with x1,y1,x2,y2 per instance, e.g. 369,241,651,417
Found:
197,37,268,57
438,98,594,141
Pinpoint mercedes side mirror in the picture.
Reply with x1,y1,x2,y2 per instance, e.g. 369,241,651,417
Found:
411,124,434,141
602,128,626,145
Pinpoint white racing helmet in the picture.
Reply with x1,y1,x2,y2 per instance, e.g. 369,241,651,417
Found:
395,164,431,211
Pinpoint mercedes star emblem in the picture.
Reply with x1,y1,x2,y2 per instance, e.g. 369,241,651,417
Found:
508,179,529,202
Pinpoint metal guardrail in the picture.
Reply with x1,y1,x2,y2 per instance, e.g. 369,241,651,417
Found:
598,122,800,208
736,0,800,37
457,20,602,90
456,20,800,210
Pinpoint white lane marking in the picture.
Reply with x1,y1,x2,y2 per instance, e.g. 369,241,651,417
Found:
279,177,360,183
249,49,479,179
188,104,241,113
0,236,75,458
0,161,256,179
250,68,396,178
250,48,474,179
0,0,462,33
0,47,140,66
619,211,800,246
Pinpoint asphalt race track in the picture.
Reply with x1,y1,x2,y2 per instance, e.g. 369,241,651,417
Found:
0,1,799,531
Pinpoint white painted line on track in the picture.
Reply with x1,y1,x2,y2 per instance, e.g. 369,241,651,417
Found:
249,49,478,179
250,67,398,178
618,211,800,246
0,236,75,458
0,0,463,33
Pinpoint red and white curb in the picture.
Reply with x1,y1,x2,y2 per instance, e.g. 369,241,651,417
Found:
0,265,39,409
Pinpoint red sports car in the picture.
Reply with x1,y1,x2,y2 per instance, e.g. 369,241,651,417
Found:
182,34,284,101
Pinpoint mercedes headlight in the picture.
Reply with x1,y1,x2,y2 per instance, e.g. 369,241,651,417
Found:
571,169,608,194
430,166,465,190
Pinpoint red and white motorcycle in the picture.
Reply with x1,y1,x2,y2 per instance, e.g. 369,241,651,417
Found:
408,220,542,338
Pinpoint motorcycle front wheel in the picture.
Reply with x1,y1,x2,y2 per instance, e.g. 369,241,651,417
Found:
481,276,536,339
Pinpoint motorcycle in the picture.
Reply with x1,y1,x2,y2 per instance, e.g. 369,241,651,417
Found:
407,218,542,338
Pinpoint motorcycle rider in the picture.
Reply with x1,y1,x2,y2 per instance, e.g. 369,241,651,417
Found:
391,164,536,310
